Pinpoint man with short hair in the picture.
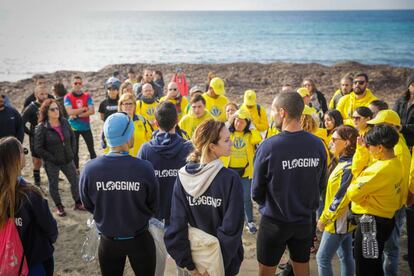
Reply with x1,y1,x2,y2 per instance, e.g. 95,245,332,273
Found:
240,90,269,132
23,75,54,109
281,83,294,93
125,68,138,85
160,82,188,122
336,72,378,125
138,101,192,275
64,75,96,170
329,75,353,109
22,86,49,186
135,69,162,99
202,77,229,122
179,95,213,138
252,92,327,276
0,94,24,142
136,83,159,130
369,100,389,117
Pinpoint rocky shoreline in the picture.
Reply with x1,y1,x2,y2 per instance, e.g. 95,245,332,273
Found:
2,61,414,110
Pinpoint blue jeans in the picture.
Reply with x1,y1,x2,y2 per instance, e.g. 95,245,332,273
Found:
241,177,253,222
316,231,354,276
383,207,405,276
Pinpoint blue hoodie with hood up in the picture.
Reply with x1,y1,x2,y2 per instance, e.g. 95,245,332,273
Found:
138,132,193,225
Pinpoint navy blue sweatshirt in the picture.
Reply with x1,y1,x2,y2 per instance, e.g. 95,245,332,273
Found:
15,179,58,267
0,106,24,142
252,130,327,224
164,164,244,275
79,155,158,237
138,132,192,225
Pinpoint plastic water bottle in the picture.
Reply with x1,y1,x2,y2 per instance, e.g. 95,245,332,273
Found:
81,218,101,263
360,214,379,259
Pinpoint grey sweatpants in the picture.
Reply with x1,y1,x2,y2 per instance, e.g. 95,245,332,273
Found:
44,160,80,206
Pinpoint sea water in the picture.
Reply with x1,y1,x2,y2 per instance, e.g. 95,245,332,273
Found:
0,10,413,81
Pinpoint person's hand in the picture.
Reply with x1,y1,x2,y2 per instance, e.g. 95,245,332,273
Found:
249,122,256,130
202,271,210,276
356,136,365,147
317,220,325,232
189,269,202,276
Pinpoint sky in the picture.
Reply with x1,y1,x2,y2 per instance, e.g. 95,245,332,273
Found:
1,0,414,11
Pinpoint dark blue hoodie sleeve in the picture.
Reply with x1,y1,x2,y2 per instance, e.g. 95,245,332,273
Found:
217,174,244,269
251,142,270,205
79,166,95,213
164,179,196,271
137,143,147,159
144,161,158,216
29,191,58,243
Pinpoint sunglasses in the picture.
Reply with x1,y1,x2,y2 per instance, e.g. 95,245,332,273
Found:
168,88,177,91
49,107,60,112
331,137,344,143
73,82,82,85
352,116,361,121
353,80,365,85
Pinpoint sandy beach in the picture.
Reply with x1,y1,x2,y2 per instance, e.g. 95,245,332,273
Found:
3,61,414,275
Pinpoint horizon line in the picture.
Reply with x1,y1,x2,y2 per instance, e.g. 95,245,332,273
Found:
1,8,414,12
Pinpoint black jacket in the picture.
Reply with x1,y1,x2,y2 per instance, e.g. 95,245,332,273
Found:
315,90,328,114
394,96,414,147
22,101,41,137
34,118,76,165
0,106,24,142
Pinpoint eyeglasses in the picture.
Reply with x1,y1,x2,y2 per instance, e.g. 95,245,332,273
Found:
49,107,60,112
121,102,134,106
353,80,366,85
23,147,29,155
168,88,177,91
331,137,344,143
73,82,82,85
352,116,361,121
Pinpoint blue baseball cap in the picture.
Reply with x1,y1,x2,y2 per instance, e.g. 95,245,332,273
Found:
104,112,134,147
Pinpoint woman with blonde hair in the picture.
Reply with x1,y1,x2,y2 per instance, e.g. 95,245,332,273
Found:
117,93,152,156
165,119,244,276
0,137,57,275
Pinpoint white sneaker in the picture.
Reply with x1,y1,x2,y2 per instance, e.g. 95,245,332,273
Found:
246,222,257,234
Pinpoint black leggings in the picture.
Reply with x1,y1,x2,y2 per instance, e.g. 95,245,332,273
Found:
98,230,156,276
406,207,414,274
74,129,96,169
354,215,394,276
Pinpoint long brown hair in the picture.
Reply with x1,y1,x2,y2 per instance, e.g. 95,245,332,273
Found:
334,125,359,157
187,119,225,164
38,99,61,123
0,137,36,227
